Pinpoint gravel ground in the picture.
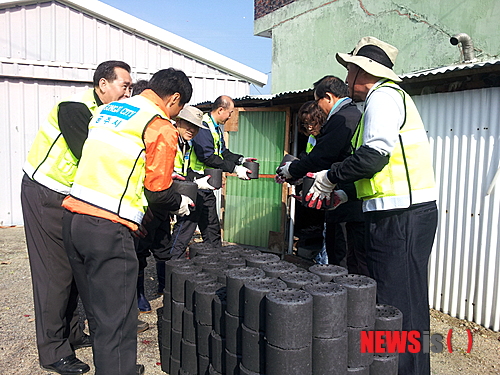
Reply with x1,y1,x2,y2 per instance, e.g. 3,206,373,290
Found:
1,226,499,375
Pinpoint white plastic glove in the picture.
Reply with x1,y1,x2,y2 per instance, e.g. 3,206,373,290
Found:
304,170,336,210
194,175,215,190
276,161,292,180
234,165,251,180
173,195,194,217
327,190,348,210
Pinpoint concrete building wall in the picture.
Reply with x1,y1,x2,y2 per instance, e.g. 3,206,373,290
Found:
254,0,500,93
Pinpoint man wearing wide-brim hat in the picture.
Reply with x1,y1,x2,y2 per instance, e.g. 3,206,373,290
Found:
134,105,211,312
305,37,438,375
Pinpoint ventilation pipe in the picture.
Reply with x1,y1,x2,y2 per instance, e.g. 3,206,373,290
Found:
450,33,475,62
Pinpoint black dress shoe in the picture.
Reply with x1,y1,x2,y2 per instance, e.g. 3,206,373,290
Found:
41,354,90,375
136,364,145,374
71,334,93,350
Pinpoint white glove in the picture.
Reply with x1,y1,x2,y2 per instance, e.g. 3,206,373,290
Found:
234,165,251,180
276,161,292,179
305,170,336,209
194,175,215,190
327,190,348,210
173,195,194,217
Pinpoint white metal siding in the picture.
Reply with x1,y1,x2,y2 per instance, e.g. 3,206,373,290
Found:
0,1,251,226
414,87,500,331
0,2,250,104
0,78,89,226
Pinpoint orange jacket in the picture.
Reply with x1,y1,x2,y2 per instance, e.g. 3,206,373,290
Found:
63,89,179,231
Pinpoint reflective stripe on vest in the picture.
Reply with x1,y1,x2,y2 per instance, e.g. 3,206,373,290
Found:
174,138,192,176
189,113,223,173
353,81,436,211
23,89,98,194
70,95,167,224
305,135,316,154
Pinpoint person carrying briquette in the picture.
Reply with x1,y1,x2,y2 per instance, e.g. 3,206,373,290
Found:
62,68,193,375
305,36,438,375
179,95,256,250
21,60,132,375
135,105,213,313
277,76,361,184
276,77,366,274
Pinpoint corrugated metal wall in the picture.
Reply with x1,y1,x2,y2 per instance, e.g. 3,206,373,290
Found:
414,87,500,331
0,1,250,103
0,78,89,225
0,1,251,226
224,110,287,247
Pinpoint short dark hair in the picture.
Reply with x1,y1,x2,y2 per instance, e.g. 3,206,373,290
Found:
313,75,348,99
131,80,149,96
211,95,233,112
93,60,131,87
298,100,326,135
149,68,193,105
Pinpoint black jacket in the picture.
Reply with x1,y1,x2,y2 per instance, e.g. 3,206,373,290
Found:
192,124,243,173
288,99,362,177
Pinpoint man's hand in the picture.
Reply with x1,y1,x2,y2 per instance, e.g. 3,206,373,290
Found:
172,172,186,181
173,195,194,217
276,161,292,180
131,224,148,238
142,208,154,225
234,165,251,180
243,157,258,163
274,174,287,184
304,170,336,209
195,175,215,190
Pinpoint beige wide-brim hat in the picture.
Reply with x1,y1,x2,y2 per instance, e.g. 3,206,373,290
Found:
336,36,402,82
175,105,208,129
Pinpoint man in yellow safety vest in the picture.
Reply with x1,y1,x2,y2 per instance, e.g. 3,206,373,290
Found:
21,60,132,375
306,37,438,375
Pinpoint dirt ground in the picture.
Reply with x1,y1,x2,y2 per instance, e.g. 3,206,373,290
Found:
1,226,499,375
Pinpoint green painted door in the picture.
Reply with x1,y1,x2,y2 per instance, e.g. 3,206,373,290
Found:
223,109,288,247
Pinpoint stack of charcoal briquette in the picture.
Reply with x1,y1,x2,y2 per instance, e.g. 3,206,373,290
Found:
159,244,402,375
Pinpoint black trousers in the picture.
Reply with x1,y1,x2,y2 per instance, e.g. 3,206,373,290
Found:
345,221,369,276
135,215,172,271
167,189,222,258
20,175,84,365
365,201,438,375
63,211,138,375
325,221,347,265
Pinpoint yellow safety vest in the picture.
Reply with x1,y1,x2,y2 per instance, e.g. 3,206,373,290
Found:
305,135,316,154
352,81,436,211
23,89,98,194
189,113,223,173
70,95,168,225
174,139,192,177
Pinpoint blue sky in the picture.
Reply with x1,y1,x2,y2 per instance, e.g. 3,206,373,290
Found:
100,0,272,94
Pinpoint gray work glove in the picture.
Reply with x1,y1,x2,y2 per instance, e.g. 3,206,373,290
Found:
276,161,292,180
327,190,348,210
304,170,336,210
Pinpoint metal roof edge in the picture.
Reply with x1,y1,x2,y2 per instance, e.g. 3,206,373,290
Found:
235,88,312,101
0,0,268,87
401,60,500,79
